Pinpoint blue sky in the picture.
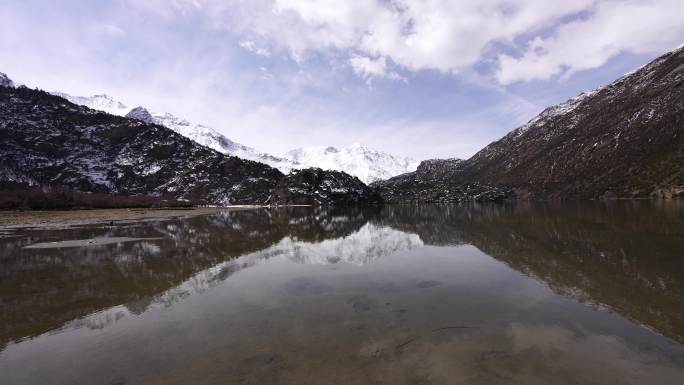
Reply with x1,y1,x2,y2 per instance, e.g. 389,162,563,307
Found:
1,0,683,160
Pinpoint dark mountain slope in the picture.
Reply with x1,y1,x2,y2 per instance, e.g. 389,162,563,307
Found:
0,84,383,206
268,168,383,205
372,159,511,203
0,85,283,205
466,46,684,199
375,46,684,201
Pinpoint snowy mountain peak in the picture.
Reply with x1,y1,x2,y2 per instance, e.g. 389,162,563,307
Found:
126,106,154,124
51,90,417,184
53,92,129,116
284,144,420,184
51,91,303,174
0,72,14,87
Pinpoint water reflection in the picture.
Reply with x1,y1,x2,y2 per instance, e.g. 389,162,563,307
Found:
379,202,684,343
0,202,683,385
0,206,382,346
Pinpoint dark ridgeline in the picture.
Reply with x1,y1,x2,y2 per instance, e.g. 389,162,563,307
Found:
0,81,377,207
373,46,684,202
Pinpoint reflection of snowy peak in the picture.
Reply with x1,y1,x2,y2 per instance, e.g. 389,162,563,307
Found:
53,93,302,173
268,223,423,266
284,143,419,184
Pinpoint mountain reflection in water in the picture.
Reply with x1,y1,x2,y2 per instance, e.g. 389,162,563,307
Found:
0,202,683,385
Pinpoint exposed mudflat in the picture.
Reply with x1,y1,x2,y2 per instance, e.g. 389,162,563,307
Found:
0,206,259,230
23,236,164,249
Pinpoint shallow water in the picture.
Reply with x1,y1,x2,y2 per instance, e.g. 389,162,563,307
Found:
1,202,683,385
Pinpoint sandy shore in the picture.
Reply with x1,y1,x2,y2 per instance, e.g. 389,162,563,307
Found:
0,206,261,229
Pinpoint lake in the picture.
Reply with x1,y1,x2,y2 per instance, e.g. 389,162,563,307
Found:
1,202,683,385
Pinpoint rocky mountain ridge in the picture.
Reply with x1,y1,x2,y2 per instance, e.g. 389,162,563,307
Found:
52,94,304,173
374,46,684,201
0,82,379,206
52,93,418,182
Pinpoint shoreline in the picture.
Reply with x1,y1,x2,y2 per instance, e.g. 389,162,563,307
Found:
0,206,264,230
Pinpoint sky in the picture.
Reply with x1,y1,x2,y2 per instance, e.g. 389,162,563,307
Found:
1,0,683,160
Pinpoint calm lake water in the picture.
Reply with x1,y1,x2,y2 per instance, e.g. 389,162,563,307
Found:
1,203,684,385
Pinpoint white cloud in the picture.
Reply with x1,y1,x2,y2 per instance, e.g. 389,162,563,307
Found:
496,0,684,84
349,55,407,84
249,0,596,75
239,40,271,56
126,0,684,85
6,0,684,162
350,55,386,77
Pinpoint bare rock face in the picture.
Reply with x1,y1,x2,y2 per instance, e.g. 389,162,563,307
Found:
125,106,154,124
373,46,684,202
0,73,13,87
372,157,512,203
371,172,512,203
415,158,464,179
268,168,383,205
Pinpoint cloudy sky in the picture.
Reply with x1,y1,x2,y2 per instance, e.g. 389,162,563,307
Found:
1,0,683,160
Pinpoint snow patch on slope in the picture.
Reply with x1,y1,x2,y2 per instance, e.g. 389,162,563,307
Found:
53,93,129,116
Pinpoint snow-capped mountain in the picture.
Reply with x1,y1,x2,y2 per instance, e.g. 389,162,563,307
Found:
53,93,302,173
51,93,129,116
1,85,283,205
54,92,419,184
284,143,420,184
2,81,381,206
145,110,303,173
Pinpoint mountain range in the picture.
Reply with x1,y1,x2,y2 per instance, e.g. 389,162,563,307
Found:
373,45,684,201
1,45,683,206
0,84,376,206
50,92,418,183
